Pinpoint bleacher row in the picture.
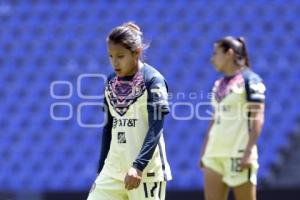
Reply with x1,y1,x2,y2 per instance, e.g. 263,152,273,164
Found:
0,0,299,190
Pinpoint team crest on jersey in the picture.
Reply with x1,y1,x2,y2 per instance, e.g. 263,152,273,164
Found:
107,72,146,116
118,132,126,143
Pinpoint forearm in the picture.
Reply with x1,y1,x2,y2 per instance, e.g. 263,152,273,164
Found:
133,116,164,171
97,103,113,173
245,104,264,153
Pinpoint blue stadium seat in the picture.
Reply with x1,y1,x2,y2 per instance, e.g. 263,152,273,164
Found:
0,0,299,191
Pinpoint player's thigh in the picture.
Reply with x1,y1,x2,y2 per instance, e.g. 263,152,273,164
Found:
87,174,128,200
203,167,229,200
128,181,166,200
233,181,256,200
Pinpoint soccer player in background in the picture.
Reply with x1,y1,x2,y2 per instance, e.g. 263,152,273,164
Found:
199,36,266,200
87,22,172,200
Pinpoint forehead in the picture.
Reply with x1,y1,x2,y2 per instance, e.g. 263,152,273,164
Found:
108,42,130,54
214,43,223,52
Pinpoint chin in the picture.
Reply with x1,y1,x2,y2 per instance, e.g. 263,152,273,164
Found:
115,72,123,77
214,66,221,72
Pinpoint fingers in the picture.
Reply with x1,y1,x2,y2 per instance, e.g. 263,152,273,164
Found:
124,175,141,190
124,167,143,190
131,179,140,189
125,179,136,190
124,175,132,190
124,175,129,189
240,163,251,171
125,181,140,190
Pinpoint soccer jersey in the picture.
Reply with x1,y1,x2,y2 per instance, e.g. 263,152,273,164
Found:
204,68,266,159
98,63,172,182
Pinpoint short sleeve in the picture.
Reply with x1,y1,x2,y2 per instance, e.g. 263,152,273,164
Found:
148,76,170,114
245,78,266,103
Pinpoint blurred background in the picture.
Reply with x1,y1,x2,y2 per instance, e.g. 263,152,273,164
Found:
1,0,300,199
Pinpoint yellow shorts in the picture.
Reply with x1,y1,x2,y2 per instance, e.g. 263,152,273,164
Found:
87,173,166,200
202,157,259,187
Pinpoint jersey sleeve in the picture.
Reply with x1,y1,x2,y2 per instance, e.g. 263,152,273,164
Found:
147,76,170,115
132,75,169,171
97,97,113,174
132,114,165,171
245,75,266,103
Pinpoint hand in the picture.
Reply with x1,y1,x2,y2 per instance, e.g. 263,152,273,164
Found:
240,151,252,171
124,167,142,190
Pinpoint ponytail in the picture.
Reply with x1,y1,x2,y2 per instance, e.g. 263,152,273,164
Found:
237,37,250,68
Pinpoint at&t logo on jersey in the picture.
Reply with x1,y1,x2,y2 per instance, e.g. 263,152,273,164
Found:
113,117,138,129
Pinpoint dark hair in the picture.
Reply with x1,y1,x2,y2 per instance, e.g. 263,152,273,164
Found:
216,36,250,67
107,22,148,53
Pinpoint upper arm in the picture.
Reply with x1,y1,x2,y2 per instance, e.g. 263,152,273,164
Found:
147,75,170,116
245,77,266,103
245,73,266,117
243,72,266,124
248,103,265,122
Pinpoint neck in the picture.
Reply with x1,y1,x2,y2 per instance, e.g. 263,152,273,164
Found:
224,69,239,77
124,60,143,77
223,64,244,77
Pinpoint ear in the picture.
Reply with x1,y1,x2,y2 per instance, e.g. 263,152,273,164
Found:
226,48,235,59
227,48,234,55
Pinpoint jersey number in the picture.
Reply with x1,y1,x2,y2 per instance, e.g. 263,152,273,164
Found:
231,158,242,172
143,182,158,198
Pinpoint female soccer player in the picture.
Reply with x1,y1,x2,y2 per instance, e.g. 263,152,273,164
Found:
87,22,172,200
199,36,266,200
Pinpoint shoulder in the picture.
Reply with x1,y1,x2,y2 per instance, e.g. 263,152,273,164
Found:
241,68,264,84
105,72,117,89
242,69,265,87
104,72,117,97
141,63,167,89
106,72,117,83
241,68,266,91
142,63,165,81
141,64,169,111
212,77,223,91
214,77,223,85
241,68,266,102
